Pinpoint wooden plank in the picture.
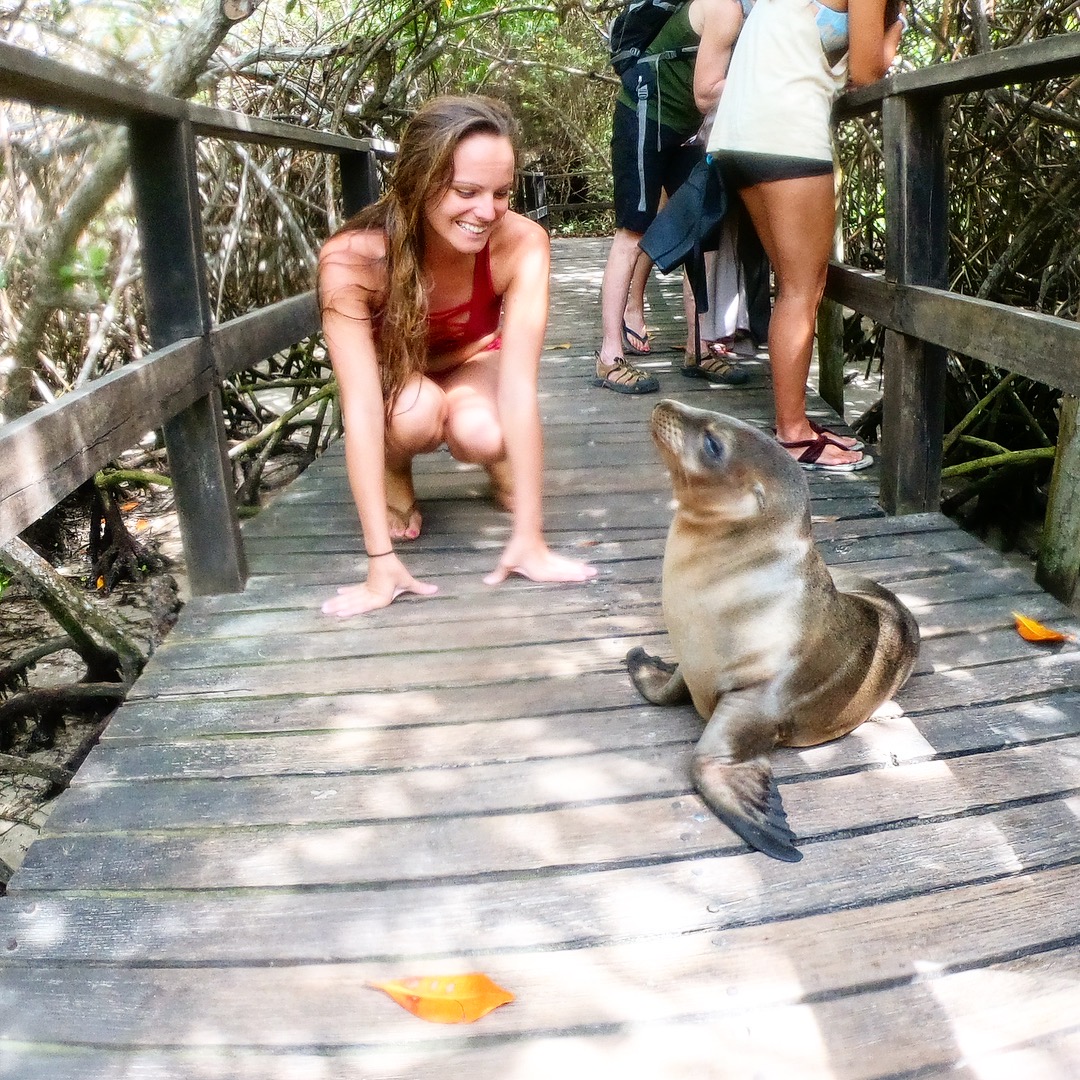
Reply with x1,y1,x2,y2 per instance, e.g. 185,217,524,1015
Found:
161,563,1038,648
0,41,374,157
837,30,1080,114
4,864,1080,1075
826,267,1080,399
45,716,1080,837
232,526,984,588
0,39,186,121
209,292,319,379
0,339,213,545
187,102,374,154
16,736,1080,888
129,600,1080,698
141,578,1053,673
2,848,1078,969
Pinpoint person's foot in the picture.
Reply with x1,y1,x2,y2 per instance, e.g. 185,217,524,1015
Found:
705,337,737,360
681,351,750,386
386,465,422,539
808,419,864,452
387,501,422,539
776,430,872,472
622,320,652,355
593,352,660,394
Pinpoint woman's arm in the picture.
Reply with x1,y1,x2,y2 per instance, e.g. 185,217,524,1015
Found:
848,0,903,86
692,0,745,114
317,233,437,615
484,214,596,586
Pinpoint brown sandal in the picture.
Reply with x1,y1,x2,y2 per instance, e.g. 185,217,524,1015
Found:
681,352,750,386
593,352,660,394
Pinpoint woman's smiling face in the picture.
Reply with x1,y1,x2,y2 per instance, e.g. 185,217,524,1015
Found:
424,132,515,254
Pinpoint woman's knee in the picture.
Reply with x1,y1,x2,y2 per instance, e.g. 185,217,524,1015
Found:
386,376,447,456
445,401,504,464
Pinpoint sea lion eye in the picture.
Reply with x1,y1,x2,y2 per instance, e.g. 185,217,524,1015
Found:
703,430,724,462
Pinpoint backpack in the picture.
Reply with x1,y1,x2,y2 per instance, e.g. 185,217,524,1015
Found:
609,0,691,77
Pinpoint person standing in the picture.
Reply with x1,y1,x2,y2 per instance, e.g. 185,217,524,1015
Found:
595,0,749,393
708,0,905,470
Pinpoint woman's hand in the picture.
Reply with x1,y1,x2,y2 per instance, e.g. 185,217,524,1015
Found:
483,536,598,587
321,556,438,617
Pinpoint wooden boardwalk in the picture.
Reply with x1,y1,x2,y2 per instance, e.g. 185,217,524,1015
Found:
3,238,1080,1078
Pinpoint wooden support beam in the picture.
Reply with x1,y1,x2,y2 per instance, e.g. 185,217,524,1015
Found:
128,117,246,595
338,149,381,218
879,93,948,515
1037,395,1080,607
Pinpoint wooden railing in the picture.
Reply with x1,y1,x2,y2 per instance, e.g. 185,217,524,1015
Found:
827,32,1080,603
0,41,394,595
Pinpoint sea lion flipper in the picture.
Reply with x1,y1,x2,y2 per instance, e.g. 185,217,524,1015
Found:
691,754,803,863
626,646,692,705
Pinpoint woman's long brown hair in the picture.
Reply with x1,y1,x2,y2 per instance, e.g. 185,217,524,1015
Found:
319,95,519,420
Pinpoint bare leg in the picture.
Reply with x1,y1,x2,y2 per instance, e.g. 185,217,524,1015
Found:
595,228,658,392
438,351,513,510
384,374,447,538
738,175,862,466
599,228,643,365
681,265,699,355
623,250,652,353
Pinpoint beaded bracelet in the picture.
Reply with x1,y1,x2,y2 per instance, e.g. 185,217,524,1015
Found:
897,11,909,31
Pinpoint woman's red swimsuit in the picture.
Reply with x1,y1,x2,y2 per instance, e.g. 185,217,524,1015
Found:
426,242,502,354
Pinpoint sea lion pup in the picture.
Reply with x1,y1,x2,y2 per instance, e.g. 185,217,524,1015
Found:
626,400,920,862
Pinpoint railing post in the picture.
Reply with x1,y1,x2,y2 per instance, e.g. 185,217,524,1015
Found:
880,93,949,514
128,117,247,595
518,171,550,229
1037,394,1080,605
817,217,846,416
339,148,381,218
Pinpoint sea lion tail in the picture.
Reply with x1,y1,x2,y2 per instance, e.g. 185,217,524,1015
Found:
691,754,803,863
626,646,692,705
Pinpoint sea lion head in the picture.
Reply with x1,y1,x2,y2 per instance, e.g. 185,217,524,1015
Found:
650,400,810,531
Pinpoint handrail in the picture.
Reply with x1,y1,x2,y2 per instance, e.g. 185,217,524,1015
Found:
0,41,387,592
827,30,1080,602
836,32,1080,115
0,41,390,156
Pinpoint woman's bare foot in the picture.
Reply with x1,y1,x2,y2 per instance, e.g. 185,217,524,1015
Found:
386,464,422,539
387,501,422,539
486,459,514,512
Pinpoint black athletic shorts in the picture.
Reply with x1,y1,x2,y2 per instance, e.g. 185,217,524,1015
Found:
712,150,834,189
611,101,702,234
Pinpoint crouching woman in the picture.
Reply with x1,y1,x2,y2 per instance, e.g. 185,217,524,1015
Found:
318,95,596,616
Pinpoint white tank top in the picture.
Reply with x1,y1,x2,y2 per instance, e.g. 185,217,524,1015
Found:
708,0,848,163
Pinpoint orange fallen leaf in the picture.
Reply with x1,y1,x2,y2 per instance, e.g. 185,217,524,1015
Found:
120,500,139,512
370,973,514,1024
1012,611,1076,644
95,576,106,590
135,518,149,532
